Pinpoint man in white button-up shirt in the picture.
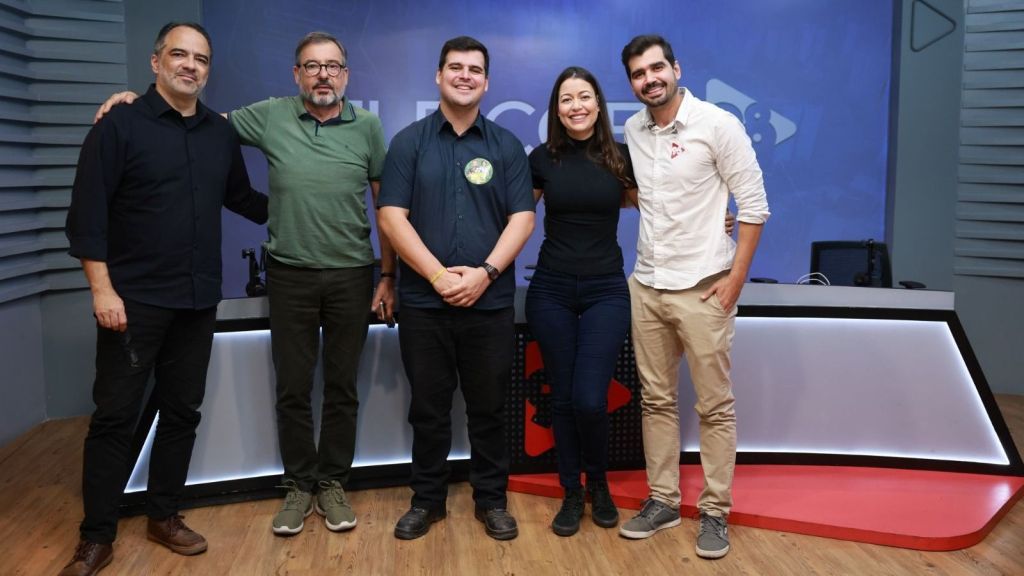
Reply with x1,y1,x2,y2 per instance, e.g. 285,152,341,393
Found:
616,34,769,560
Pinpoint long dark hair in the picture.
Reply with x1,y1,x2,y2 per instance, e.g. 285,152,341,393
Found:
544,66,633,188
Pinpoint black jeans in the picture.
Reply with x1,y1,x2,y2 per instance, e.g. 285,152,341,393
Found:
80,300,216,544
398,306,514,510
525,268,630,489
267,256,372,492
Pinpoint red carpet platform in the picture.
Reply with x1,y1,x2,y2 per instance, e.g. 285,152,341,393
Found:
509,465,1024,550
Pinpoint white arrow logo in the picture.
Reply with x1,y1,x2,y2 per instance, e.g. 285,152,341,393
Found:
706,78,797,145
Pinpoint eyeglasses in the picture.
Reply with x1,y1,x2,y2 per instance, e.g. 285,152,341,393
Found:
300,61,346,77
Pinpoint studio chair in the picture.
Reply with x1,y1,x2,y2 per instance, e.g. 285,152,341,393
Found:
809,240,924,289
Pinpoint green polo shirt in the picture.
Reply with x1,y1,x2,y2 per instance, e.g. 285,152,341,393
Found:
229,96,386,268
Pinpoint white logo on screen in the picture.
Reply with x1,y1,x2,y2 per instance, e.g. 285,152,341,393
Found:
705,78,796,145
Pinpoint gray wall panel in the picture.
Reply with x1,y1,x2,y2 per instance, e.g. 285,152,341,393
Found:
0,297,46,446
953,0,1024,392
890,0,965,291
41,289,95,418
0,0,129,441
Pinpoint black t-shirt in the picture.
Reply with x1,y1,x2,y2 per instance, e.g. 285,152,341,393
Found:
529,138,632,275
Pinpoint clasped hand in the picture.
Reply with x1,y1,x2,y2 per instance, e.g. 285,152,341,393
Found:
435,266,490,308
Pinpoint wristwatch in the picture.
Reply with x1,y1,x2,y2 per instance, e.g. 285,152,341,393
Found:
482,262,500,281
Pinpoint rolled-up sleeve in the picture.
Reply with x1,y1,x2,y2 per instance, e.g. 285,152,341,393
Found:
716,115,770,224
65,118,124,261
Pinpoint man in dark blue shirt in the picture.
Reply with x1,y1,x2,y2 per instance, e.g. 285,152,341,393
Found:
378,36,535,541
60,22,267,576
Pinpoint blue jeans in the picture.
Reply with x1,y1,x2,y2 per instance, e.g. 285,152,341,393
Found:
525,267,630,489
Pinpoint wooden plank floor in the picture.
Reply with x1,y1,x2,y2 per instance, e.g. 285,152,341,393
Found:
2,395,1022,576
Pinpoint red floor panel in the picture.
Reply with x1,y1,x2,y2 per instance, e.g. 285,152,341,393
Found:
508,465,1024,551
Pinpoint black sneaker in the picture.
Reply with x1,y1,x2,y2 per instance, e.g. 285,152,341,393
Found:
394,506,446,540
474,507,519,540
551,487,585,536
587,481,619,528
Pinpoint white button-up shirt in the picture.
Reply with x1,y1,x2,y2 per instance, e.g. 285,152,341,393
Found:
625,88,770,290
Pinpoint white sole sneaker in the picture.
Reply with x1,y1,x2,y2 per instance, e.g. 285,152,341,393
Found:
618,517,681,539
315,502,357,532
272,505,313,535
695,543,730,559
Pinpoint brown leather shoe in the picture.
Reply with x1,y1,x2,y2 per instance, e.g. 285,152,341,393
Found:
146,514,208,555
59,540,112,576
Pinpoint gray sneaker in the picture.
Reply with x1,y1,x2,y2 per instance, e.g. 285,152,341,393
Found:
316,480,357,531
618,498,681,539
695,512,730,559
272,480,313,535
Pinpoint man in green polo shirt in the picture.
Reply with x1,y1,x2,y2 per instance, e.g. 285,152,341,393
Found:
94,31,394,537
230,31,394,537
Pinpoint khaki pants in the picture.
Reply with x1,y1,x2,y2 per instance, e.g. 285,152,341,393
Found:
628,272,737,517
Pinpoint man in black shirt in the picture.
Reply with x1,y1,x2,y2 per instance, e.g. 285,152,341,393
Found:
60,22,267,576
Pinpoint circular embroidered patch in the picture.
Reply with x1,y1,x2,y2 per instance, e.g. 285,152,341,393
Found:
464,157,494,185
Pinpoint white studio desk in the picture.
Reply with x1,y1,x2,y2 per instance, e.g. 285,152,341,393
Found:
121,284,1022,507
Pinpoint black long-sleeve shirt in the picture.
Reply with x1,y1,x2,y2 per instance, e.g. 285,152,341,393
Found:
529,138,632,275
66,85,268,310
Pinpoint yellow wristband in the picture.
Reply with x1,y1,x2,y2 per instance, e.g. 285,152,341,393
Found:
429,267,445,285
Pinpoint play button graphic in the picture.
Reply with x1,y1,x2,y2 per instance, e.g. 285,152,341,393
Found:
912,0,956,52
522,341,632,457
706,78,797,146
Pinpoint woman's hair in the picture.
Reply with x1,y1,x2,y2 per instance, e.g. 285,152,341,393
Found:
544,66,633,188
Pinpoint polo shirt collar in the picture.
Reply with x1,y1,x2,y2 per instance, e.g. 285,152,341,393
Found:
295,96,356,125
643,87,693,131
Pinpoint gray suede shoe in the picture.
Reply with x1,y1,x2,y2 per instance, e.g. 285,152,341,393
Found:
695,512,730,559
618,498,680,539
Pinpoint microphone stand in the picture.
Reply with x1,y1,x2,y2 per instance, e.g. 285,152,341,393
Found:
243,248,266,297
854,238,876,287
865,239,875,287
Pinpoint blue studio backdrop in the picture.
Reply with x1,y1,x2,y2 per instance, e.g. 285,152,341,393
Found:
203,0,895,297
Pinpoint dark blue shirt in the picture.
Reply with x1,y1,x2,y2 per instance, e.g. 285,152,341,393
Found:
66,85,268,310
379,109,534,310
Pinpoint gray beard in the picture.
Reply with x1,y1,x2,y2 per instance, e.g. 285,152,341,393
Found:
301,89,341,108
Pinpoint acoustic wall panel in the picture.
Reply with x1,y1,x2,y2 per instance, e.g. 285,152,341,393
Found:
0,0,126,304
